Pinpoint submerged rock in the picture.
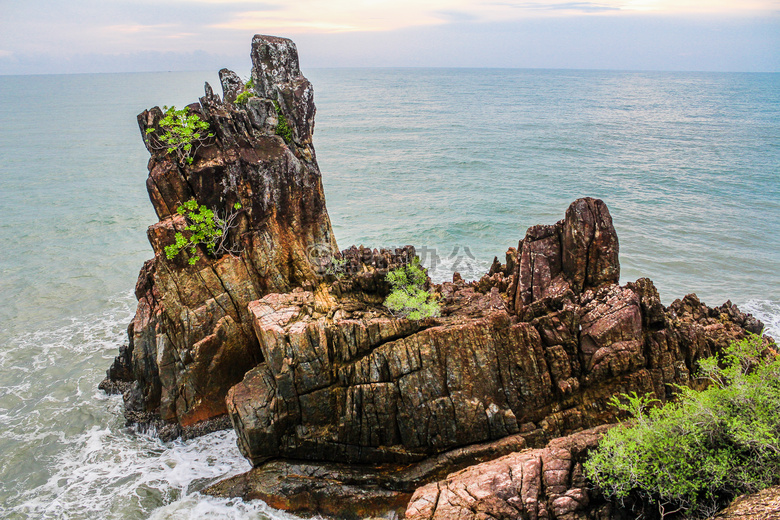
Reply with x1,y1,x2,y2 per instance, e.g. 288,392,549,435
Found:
103,34,772,520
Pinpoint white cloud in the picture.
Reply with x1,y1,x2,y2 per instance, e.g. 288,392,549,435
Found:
0,0,777,73
209,0,780,35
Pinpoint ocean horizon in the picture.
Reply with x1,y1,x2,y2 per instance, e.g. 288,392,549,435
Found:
1,67,778,519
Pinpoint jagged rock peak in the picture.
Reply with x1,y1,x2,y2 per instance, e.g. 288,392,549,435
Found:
510,196,620,319
249,34,315,146
251,34,302,98
218,68,243,103
108,35,336,428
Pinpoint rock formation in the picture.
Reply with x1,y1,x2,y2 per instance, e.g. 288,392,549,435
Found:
222,196,763,473
103,34,772,519
103,35,338,428
405,425,617,520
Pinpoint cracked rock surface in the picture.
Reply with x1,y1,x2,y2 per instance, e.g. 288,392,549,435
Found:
102,34,771,520
103,35,337,426
405,426,616,520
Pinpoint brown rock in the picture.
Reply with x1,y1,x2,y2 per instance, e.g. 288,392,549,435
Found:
510,197,620,321
227,301,550,465
107,34,338,427
404,426,615,520
562,197,620,293
205,459,413,520
104,34,773,519
709,486,780,520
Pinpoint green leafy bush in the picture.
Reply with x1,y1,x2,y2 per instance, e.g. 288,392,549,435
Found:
325,257,347,279
234,79,255,105
164,200,242,265
273,100,293,144
584,334,779,519
384,257,440,321
145,106,214,165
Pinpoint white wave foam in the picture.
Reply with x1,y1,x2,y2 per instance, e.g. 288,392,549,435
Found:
0,291,135,371
740,299,780,341
1,293,297,520
11,425,262,520
148,495,318,520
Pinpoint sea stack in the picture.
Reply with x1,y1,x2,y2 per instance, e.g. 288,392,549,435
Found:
103,35,770,519
104,35,337,429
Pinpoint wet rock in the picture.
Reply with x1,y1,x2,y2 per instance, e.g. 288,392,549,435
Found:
206,430,537,519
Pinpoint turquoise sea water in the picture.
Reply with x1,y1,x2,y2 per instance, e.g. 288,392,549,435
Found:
0,68,778,519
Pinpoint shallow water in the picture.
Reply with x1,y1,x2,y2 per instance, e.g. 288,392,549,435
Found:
0,68,778,519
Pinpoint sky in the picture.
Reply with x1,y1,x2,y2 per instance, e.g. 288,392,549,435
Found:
0,0,778,74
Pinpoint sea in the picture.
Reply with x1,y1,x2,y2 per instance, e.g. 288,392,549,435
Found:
0,68,778,519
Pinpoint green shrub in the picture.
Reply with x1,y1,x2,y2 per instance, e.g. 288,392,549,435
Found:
145,105,214,165
234,79,255,105
164,200,242,265
325,257,347,279
273,100,293,144
384,257,440,321
584,334,780,519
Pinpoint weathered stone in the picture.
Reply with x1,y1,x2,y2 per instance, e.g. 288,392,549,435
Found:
405,426,615,520
105,35,338,427
709,485,780,520
206,461,409,520
104,34,774,519
228,296,549,465
510,198,620,320
562,197,620,293
218,68,243,103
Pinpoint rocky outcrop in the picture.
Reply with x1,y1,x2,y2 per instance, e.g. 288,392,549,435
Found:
215,194,767,518
709,486,780,520
103,35,337,427
405,426,618,520
104,34,772,520
510,197,619,321
224,197,762,475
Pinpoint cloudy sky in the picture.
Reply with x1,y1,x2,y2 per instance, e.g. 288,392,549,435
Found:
0,0,778,74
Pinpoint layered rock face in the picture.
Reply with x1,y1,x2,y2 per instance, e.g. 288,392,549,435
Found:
104,34,770,519
105,35,337,427
405,425,616,520
225,196,763,473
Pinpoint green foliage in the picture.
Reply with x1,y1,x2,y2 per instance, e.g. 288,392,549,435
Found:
145,106,214,165
384,257,441,321
584,334,780,518
234,79,256,105
325,257,347,279
235,90,254,105
164,200,243,265
273,100,293,144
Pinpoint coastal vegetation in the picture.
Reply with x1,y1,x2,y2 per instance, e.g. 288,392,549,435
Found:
234,79,255,105
144,105,213,165
164,200,243,265
273,100,293,144
384,257,441,320
585,334,780,519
